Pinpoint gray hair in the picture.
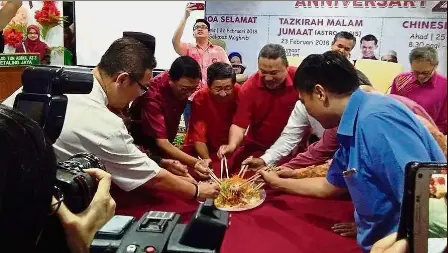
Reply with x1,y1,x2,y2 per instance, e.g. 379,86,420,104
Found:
409,46,439,65
258,44,288,66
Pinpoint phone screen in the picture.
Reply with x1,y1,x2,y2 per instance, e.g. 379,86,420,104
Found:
415,167,447,253
188,2,205,10
428,170,447,253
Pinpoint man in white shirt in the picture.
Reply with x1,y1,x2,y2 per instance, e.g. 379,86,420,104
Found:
3,36,219,204
243,31,356,168
252,101,324,167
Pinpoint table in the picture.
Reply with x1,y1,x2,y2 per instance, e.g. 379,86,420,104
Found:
113,186,360,253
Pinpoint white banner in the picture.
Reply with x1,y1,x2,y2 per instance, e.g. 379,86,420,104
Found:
205,1,447,75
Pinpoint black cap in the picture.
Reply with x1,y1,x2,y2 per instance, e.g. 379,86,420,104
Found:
194,19,210,30
123,31,156,55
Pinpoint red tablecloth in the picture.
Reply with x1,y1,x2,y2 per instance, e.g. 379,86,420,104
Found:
113,186,360,253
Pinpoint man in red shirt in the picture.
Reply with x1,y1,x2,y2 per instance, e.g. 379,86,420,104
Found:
218,44,299,172
129,56,210,179
183,62,240,177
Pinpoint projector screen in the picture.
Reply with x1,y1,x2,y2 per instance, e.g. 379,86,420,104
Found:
75,1,205,69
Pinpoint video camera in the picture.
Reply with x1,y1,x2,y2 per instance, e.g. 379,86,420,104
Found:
91,199,230,253
13,65,93,143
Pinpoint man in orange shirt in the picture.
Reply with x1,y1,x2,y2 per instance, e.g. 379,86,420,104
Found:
184,62,240,177
218,44,299,172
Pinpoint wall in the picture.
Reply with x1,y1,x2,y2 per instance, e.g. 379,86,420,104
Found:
75,1,205,70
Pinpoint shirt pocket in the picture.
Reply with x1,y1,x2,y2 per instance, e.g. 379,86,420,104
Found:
344,171,378,217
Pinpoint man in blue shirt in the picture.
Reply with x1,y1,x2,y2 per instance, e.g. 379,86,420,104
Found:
258,51,446,252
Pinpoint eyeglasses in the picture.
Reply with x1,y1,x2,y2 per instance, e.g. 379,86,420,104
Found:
128,73,149,93
178,85,198,94
194,25,209,30
412,68,435,77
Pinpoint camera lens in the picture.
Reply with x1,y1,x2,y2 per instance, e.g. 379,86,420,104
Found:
418,173,423,178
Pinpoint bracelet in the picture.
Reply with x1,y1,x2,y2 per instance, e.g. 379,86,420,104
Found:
193,183,199,200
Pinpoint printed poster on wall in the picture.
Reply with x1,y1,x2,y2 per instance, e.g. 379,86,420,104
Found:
0,1,65,66
205,1,447,76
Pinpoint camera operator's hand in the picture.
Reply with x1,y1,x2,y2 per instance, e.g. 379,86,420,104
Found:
197,181,220,201
370,233,408,253
54,169,116,253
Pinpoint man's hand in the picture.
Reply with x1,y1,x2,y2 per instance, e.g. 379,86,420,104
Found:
194,159,211,179
331,222,357,237
370,233,408,253
242,157,266,170
197,182,220,201
217,144,236,159
160,159,189,177
178,174,197,184
55,169,116,253
277,166,297,178
184,3,194,18
258,169,281,188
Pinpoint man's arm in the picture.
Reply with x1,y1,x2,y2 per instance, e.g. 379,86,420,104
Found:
435,98,447,135
260,101,311,166
96,130,198,199
194,142,210,159
272,177,346,198
282,127,339,169
0,1,22,30
149,169,197,199
172,4,192,56
389,76,398,94
262,148,347,198
227,124,246,149
219,83,252,156
156,138,199,167
188,97,210,159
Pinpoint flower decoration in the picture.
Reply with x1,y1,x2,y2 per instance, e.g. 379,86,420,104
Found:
3,27,24,46
34,1,67,40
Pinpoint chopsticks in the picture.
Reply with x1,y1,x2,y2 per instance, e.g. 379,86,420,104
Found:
240,165,278,188
237,156,252,178
220,156,229,179
197,156,221,185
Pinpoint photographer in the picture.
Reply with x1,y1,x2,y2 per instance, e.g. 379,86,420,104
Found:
0,104,115,253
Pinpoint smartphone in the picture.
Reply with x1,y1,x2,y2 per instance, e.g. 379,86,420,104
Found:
96,215,136,239
231,63,246,74
188,2,205,10
398,162,447,253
